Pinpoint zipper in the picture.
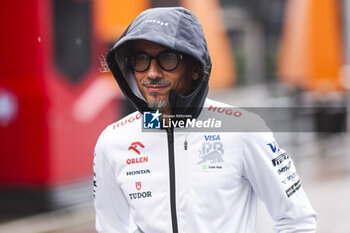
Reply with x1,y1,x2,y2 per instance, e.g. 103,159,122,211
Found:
166,127,179,233
184,137,189,193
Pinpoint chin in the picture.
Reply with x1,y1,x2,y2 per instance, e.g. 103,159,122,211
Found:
147,99,169,111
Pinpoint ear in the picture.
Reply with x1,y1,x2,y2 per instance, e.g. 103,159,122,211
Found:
192,72,199,81
192,64,200,81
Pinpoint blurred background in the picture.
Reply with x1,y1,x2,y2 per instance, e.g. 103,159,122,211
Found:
0,0,349,232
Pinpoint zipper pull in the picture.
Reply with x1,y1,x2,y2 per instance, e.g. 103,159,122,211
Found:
184,140,188,150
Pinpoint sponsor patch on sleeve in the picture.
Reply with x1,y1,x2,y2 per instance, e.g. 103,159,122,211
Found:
286,180,301,197
93,161,97,199
271,152,289,166
271,152,301,197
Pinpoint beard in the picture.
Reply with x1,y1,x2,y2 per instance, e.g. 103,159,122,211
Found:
142,78,171,111
147,94,169,111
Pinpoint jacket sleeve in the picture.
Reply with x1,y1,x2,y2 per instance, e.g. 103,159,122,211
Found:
93,129,131,233
241,130,317,232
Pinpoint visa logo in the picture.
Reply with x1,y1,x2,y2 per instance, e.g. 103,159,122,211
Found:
204,135,221,141
267,142,280,153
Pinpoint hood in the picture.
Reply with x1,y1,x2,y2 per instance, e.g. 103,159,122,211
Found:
107,7,211,118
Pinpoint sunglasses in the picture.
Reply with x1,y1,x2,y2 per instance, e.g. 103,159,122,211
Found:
127,50,183,72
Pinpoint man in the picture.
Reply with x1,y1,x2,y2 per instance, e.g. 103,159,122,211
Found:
93,7,317,233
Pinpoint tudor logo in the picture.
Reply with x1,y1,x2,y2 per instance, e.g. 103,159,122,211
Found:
128,141,145,155
136,182,142,191
130,182,152,200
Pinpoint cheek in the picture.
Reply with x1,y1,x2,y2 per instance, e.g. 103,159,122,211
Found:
134,74,144,86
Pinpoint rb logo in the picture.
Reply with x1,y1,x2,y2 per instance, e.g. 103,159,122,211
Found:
143,110,161,129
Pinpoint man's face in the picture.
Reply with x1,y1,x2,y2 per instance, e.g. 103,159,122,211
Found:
132,40,199,111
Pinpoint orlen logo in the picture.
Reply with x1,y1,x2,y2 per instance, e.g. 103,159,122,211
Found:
126,142,149,165
128,141,144,155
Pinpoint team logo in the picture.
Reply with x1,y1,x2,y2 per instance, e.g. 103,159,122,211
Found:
198,147,224,164
198,136,224,171
136,182,142,191
143,110,161,129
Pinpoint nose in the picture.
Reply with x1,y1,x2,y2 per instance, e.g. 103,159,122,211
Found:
147,59,163,79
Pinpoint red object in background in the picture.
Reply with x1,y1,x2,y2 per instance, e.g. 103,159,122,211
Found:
0,0,119,211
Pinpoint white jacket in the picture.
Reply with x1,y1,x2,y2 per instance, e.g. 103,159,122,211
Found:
93,98,317,233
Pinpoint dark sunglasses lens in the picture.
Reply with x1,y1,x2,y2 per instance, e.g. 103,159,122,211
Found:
130,51,180,72
132,54,150,72
158,52,179,71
